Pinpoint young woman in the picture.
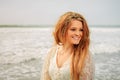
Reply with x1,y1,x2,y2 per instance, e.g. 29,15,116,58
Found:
41,11,95,80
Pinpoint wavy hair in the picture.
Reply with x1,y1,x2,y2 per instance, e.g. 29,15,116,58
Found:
53,11,90,80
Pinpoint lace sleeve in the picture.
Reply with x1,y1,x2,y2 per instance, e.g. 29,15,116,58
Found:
40,47,56,80
80,52,95,80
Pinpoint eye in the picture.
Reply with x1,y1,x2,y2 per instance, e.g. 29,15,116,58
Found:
70,28,76,31
79,29,83,31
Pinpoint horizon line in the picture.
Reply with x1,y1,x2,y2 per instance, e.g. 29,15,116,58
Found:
0,24,120,28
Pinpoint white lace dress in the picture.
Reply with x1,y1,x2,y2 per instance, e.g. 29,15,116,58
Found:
41,46,95,80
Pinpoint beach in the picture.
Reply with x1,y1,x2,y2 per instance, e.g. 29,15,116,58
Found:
0,26,120,80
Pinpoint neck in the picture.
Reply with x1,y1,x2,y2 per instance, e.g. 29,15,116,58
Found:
62,43,74,54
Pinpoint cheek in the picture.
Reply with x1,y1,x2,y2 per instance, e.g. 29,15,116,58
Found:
81,33,83,36
67,32,73,39
66,31,70,37
81,31,83,36
80,33,84,41
65,34,69,40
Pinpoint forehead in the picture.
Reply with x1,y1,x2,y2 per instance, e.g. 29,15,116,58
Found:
69,20,83,28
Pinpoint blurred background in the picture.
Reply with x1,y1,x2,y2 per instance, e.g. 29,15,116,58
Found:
0,0,120,80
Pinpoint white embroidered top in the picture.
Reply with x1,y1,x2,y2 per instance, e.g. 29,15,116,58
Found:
41,45,95,80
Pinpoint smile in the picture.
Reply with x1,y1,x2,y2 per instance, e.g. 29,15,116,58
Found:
72,37,80,40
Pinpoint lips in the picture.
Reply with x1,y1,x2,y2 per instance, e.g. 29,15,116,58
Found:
72,36,80,40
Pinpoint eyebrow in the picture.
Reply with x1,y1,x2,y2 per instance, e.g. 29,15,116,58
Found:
70,26,83,29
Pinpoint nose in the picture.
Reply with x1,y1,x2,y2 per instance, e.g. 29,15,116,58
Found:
75,31,81,36
76,31,81,35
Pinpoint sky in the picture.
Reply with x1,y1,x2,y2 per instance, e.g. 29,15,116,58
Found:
0,0,120,25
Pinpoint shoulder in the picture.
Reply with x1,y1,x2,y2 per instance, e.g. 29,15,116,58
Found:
42,45,58,68
86,50,94,60
83,50,95,70
88,50,95,62
81,50,95,80
46,45,58,59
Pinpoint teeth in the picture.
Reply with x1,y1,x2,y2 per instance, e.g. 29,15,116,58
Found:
72,37,79,40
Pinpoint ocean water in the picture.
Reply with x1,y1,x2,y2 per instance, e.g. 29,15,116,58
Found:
0,26,120,80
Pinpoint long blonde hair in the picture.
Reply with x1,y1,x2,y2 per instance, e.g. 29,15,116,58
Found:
53,11,90,80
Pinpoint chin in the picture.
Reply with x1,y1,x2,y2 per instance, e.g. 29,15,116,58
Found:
73,43,79,45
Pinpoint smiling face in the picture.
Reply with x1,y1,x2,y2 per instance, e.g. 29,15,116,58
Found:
65,20,83,45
